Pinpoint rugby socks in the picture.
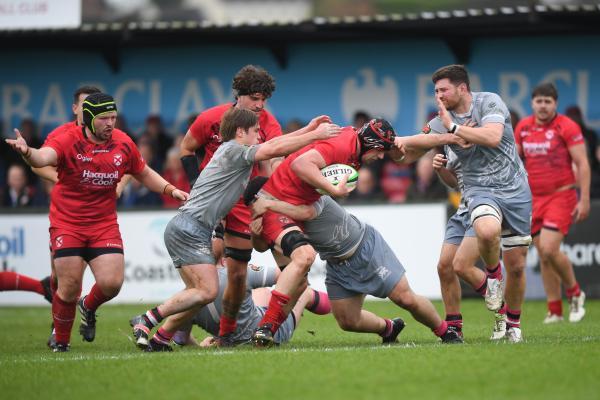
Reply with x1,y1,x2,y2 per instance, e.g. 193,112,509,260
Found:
506,308,521,329
547,300,563,316
0,271,46,296
379,319,394,338
306,290,331,315
152,327,174,346
433,320,449,337
83,284,112,311
566,282,581,300
142,307,164,329
52,295,76,345
474,276,487,297
485,263,502,280
260,290,291,334
445,313,463,332
219,315,237,337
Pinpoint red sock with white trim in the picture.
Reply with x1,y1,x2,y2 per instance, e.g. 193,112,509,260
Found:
52,295,76,345
83,284,112,311
566,282,581,299
0,271,45,295
547,300,562,316
258,290,290,334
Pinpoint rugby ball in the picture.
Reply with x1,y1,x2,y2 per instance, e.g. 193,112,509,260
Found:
316,164,359,195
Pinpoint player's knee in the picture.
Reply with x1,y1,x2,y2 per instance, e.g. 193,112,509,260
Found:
451,256,469,276
334,313,360,332
190,286,218,305
290,245,316,269
437,259,454,278
393,288,417,310
537,242,560,263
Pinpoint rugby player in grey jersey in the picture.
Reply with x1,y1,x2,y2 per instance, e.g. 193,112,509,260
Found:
396,65,531,342
130,107,341,351
432,150,507,341
245,178,464,344
168,263,330,347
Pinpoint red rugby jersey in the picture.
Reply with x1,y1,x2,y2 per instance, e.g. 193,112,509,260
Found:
42,124,146,230
188,103,282,170
263,126,361,205
514,114,584,196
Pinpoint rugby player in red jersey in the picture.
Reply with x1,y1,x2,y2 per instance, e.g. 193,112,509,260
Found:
179,65,329,340
5,93,189,352
514,83,590,323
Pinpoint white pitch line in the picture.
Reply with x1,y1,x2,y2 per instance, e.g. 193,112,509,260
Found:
0,343,422,365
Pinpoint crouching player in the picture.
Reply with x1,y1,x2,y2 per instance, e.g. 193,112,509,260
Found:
246,177,464,346
146,263,330,349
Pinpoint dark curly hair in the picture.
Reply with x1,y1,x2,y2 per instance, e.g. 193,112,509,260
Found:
232,65,276,99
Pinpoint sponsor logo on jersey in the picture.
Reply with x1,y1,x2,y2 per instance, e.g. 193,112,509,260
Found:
80,169,119,186
92,149,110,154
113,153,123,166
523,141,550,155
105,242,122,248
249,263,262,272
76,154,93,162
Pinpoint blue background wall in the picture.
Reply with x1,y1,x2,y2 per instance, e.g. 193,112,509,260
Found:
1,34,599,136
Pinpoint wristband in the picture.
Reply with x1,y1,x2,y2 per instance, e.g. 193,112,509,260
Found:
448,123,460,134
162,183,176,197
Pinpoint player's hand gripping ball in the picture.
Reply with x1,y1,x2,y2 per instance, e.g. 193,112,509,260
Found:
316,164,359,195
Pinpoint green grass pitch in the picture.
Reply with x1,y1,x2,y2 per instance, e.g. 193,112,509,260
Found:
1,299,598,400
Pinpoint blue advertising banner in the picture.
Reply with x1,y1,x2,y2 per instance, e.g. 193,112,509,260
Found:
1,35,599,138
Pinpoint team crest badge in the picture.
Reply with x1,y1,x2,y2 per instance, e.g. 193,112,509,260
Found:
421,123,431,134
545,130,554,140
56,236,63,248
113,154,123,166
278,215,292,225
249,264,263,272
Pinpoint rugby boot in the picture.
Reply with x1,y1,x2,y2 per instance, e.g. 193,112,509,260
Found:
40,276,53,304
506,326,523,343
252,323,275,348
543,313,563,324
490,311,507,340
130,315,150,349
485,277,504,312
569,291,586,323
146,337,173,352
78,296,97,342
382,318,406,344
441,326,464,344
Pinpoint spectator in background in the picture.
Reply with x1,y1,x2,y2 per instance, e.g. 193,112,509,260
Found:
406,150,448,202
138,114,173,166
31,178,54,207
345,165,386,203
380,157,413,203
2,164,33,207
566,105,600,198
161,147,190,208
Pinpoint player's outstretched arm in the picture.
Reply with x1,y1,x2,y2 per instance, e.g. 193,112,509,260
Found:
133,165,190,202
251,197,317,221
283,115,333,138
31,166,59,183
254,123,341,161
6,129,57,168
290,150,352,197
569,143,591,222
